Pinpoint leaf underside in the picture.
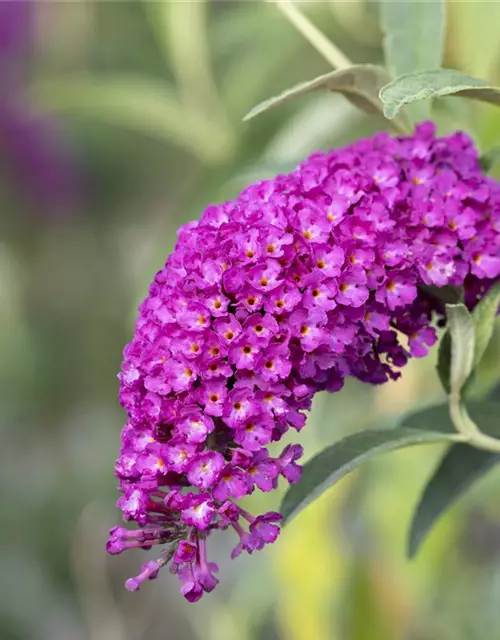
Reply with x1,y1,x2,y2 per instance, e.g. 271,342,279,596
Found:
380,0,445,121
244,65,412,133
380,68,500,119
470,281,500,369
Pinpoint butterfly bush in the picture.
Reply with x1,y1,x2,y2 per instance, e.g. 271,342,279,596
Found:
108,122,500,601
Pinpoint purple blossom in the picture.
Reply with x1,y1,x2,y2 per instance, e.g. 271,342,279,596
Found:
109,122,500,601
279,444,304,484
176,412,214,444
186,451,224,490
164,440,198,474
248,449,279,492
233,414,273,451
174,540,197,564
181,493,215,530
223,387,259,427
125,560,163,592
249,512,282,549
212,465,250,501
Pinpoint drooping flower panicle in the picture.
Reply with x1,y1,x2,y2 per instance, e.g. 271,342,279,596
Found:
108,123,500,600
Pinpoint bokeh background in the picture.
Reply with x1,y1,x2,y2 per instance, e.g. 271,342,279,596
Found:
4,1,500,639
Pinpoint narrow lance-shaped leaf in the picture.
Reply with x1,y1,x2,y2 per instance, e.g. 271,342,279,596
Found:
436,289,499,396
380,68,500,120
471,281,500,368
280,427,458,525
436,330,452,394
380,0,445,121
445,303,479,436
422,287,463,394
406,401,500,557
380,0,445,77
243,65,412,133
408,444,500,557
446,303,475,394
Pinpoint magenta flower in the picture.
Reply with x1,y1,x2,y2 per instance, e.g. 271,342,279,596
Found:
212,465,250,501
186,451,224,490
109,122,500,601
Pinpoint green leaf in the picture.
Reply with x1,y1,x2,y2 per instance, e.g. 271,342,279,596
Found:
479,146,500,173
408,443,500,558
379,68,500,119
471,281,500,368
380,0,445,121
400,401,500,557
422,285,463,394
243,65,412,133
280,427,457,524
380,0,445,77
446,303,475,395
436,290,499,397
436,330,452,394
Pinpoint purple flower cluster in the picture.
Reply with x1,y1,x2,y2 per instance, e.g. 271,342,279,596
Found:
109,123,500,601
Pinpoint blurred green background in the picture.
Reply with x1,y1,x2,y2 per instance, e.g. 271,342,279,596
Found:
3,2,500,639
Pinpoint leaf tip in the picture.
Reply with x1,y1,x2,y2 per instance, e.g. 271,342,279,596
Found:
406,532,421,560
242,110,256,123
382,104,397,119
242,101,268,122
279,494,296,527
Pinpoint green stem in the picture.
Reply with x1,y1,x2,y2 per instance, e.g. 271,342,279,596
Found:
272,0,352,70
449,392,500,453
